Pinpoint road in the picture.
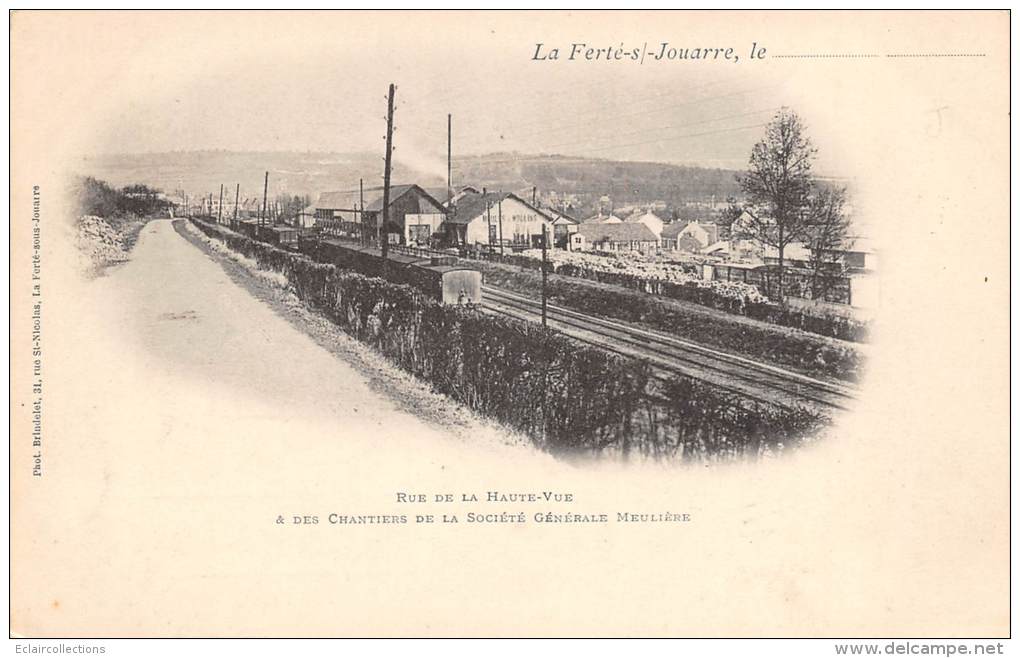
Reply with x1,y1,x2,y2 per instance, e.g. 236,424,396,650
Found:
480,284,857,412
62,218,537,487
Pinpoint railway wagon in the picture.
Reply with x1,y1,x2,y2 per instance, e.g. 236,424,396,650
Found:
402,259,482,305
256,224,305,250
299,237,482,305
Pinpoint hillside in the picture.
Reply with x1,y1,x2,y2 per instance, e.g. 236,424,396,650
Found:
452,153,742,207
76,150,743,211
75,151,441,203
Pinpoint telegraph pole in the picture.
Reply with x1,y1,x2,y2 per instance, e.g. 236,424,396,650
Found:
359,177,365,245
447,113,452,204
233,183,239,226
380,83,395,261
218,184,224,224
541,224,549,327
497,191,504,256
261,170,269,228
484,187,491,252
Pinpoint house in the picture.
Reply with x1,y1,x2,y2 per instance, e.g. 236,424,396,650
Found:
444,186,481,207
313,190,361,225
312,184,448,245
546,208,579,248
676,235,703,253
568,223,659,254
660,223,688,251
625,210,666,239
364,184,448,245
582,211,623,224
677,222,718,249
661,221,718,252
444,191,555,247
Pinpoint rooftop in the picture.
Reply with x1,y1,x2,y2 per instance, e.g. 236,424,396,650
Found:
575,223,658,242
315,184,447,214
446,191,553,225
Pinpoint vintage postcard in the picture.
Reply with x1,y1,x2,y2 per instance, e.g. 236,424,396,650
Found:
9,10,1010,638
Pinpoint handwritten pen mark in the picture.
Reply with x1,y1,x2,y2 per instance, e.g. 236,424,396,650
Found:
926,105,950,137
157,310,198,321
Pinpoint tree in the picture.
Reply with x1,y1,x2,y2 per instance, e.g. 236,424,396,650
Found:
273,193,311,225
805,185,852,300
73,177,170,219
738,108,817,301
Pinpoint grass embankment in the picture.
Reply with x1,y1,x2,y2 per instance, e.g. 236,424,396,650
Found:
476,260,863,383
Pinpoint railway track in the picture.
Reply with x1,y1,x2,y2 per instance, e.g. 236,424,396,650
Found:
479,284,857,413
195,221,854,413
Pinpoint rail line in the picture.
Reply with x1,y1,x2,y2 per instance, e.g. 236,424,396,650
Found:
479,284,857,413
200,219,856,413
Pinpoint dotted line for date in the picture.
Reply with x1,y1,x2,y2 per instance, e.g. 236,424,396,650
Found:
886,53,986,58
773,54,880,58
773,53,986,59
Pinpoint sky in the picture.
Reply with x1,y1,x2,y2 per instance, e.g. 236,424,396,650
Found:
81,11,841,176
96,65,787,173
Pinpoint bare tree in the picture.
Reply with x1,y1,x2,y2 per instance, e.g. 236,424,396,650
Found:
805,185,852,300
738,108,817,301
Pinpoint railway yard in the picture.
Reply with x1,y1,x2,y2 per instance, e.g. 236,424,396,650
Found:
274,226,858,415
478,284,856,414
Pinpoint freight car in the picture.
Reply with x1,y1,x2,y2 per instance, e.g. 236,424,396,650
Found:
227,220,309,251
300,237,482,305
256,224,306,250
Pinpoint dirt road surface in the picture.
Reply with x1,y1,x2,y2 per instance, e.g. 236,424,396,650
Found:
106,219,535,455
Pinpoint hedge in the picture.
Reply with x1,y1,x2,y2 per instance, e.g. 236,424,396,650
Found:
474,262,862,383
468,250,869,342
188,219,829,460
647,378,828,460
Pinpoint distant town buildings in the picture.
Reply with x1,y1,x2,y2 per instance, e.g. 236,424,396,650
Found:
569,223,659,254
624,209,667,240
285,178,874,307
583,210,624,224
